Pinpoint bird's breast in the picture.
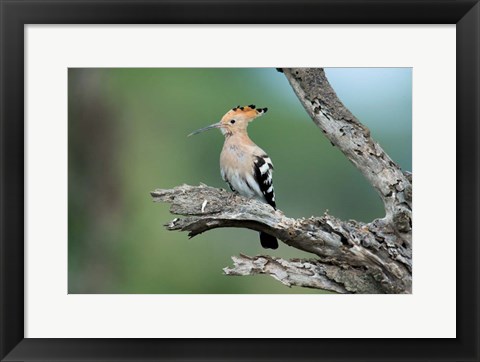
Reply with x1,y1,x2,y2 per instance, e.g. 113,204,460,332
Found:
220,144,261,199
220,143,250,169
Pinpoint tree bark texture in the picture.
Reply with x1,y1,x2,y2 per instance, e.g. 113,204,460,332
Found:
151,68,412,294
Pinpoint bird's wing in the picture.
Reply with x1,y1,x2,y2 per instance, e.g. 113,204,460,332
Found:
253,154,276,209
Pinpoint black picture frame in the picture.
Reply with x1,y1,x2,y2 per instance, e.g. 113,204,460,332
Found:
1,1,478,361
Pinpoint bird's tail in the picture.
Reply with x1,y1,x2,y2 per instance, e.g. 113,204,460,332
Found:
259,232,278,249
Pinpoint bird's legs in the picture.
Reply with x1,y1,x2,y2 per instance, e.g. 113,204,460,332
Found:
225,182,240,204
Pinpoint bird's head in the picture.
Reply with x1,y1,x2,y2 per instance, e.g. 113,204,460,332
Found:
188,105,268,137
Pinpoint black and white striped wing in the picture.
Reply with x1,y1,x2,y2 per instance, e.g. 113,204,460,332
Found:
253,155,276,209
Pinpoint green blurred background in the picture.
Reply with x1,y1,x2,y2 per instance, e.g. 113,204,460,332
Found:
68,68,411,294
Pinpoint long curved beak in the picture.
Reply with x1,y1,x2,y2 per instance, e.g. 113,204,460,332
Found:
188,122,223,137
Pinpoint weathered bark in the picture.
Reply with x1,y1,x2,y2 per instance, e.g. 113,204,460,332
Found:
152,183,411,294
151,68,412,294
282,69,412,244
224,255,348,294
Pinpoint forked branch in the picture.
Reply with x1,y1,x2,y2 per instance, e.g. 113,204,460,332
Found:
282,68,412,240
152,184,411,294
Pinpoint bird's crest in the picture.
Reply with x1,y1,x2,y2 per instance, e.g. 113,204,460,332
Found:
228,104,268,119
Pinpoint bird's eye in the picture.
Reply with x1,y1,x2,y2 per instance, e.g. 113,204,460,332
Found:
230,119,236,124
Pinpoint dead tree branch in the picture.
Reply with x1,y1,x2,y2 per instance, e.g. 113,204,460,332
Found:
223,254,348,294
151,183,411,294
282,68,412,245
151,68,412,294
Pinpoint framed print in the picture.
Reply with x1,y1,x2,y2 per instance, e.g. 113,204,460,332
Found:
1,0,479,361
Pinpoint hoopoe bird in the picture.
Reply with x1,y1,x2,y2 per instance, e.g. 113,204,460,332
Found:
188,105,278,249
